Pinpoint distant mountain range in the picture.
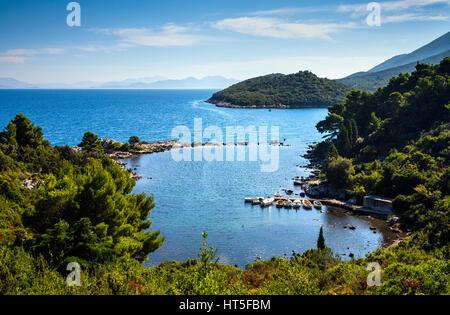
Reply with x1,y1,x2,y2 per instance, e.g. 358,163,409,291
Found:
337,32,450,91
0,78,37,89
0,76,239,90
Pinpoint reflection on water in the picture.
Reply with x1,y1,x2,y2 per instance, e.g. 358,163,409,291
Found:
126,145,392,268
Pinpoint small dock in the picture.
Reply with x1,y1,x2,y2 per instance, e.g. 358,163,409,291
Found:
245,196,323,210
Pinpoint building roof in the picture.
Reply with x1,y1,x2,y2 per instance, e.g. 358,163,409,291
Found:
365,195,393,203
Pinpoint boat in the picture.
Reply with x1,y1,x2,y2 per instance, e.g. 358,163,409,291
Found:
294,181,302,186
286,190,294,195
275,192,282,198
300,192,306,197
303,199,313,210
314,200,323,210
284,201,293,209
276,200,284,209
245,198,254,203
261,198,274,208
252,199,261,206
293,200,302,209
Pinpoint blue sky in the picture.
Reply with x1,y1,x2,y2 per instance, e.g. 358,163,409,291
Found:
0,0,449,83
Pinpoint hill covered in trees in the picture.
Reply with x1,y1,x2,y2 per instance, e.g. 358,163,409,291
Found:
207,71,349,108
314,58,449,250
337,50,450,92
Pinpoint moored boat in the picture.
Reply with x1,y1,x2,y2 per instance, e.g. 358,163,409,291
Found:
303,199,313,210
314,200,323,210
245,198,254,203
261,198,274,208
284,201,293,209
276,200,284,208
252,199,261,205
293,200,302,209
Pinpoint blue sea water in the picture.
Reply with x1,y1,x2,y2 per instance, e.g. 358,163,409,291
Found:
0,89,391,267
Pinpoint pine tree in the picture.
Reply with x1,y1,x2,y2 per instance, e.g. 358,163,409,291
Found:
327,142,339,159
351,119,359,144
317,226,326,250
337,125,352,157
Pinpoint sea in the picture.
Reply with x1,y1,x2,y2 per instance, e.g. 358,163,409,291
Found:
0,89,393,267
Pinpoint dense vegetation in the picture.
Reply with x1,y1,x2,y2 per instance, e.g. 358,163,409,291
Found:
208,71,348,108
315,58,449,250
0,115,164,270
0,61,448,295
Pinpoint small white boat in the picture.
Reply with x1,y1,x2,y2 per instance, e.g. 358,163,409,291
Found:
275,193,282,198
261,198,275,208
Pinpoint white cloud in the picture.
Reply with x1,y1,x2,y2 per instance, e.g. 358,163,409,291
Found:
383,13,449,22
5,48,65,56
213,17,355,40
250,7,328,16
0,47,65,63
339,0,450,16
0,56,28,63
102,24,205,47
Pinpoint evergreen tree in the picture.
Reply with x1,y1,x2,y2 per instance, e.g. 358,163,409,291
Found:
317,226,326,250
337,125,352,157
350,119,359,144
128,136,141,146
79,131,104,153
326,142,339,160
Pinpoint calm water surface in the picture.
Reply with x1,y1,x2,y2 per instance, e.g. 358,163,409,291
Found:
0,90,390,267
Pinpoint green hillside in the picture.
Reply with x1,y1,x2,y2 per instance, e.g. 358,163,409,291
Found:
207,71,348,108
337,50,450,92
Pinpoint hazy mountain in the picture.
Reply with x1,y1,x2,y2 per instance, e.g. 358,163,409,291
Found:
98,76,239,89
98,76,167,88
0,78,37,89
338,49,450,92
0,76,238,89
369,32,450,73
338,32,450,92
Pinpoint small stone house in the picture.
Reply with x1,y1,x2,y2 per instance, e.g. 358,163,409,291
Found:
363,195,393,214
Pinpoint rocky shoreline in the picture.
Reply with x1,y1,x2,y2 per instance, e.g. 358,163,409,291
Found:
206,99,292,109
298,143,407,248
96,139,252,181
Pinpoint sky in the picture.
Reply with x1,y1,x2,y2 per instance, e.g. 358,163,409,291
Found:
0,0,449,83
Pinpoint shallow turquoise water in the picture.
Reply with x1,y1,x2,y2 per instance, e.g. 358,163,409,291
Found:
0,89,388,267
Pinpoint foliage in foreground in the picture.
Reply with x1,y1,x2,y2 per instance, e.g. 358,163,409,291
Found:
0,77,449,295
0,240,448,295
